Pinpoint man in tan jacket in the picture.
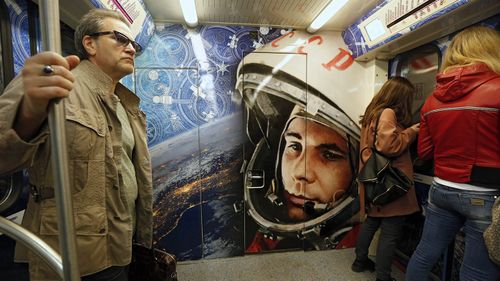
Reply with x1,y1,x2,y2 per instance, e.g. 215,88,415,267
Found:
0,9,152,281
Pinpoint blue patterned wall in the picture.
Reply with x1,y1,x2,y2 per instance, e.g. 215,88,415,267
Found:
4,0,31,75
135,25,283,145
135,24,286,260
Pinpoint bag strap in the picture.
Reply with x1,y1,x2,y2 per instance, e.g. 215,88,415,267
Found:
358,110,383,219
371,110,382,152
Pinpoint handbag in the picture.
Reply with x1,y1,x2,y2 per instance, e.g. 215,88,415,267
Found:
357,112,412,207
483,196,500,265
128,244,178,281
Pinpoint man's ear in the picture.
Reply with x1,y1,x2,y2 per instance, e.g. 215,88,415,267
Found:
82,35,96,57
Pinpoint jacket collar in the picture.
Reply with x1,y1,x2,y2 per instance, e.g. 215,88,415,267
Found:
76,60,140,109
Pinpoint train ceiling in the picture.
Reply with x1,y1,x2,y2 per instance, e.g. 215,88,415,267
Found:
58,0,381,31
144,0,380,30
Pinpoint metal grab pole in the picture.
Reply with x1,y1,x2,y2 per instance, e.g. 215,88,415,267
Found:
0,216,63,278
38,0,80,280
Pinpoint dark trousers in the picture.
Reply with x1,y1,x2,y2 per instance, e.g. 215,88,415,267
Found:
355,215,405,281
81,266,128,281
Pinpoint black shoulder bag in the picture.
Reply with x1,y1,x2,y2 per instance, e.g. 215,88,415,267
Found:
129,244,178,281
357,113,412,207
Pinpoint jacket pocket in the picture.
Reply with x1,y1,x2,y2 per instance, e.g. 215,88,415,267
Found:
70,159,106,200
39,206,107,236
40,160,105,210
65,104,106,160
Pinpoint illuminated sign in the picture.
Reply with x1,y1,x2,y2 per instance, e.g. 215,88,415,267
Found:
364,18,386,41
100,0,147,38
358,0,461,47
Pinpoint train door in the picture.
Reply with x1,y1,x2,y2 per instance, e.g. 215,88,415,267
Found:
241,52,308,253
240,30,366,254
138,26,284,261
135,66,205,260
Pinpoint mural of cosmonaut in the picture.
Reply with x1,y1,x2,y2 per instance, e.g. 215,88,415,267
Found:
237,30,370,252
136,24,285,261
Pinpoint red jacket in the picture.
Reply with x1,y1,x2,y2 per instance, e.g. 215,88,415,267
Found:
418,63,500,187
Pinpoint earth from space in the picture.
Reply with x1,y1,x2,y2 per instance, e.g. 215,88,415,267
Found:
150,112,246,260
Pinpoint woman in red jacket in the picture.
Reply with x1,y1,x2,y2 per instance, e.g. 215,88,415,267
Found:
352,77,420,281
406,26,500,281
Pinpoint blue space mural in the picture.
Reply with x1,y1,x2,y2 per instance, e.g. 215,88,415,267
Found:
134,25,284,143
131,24,285,260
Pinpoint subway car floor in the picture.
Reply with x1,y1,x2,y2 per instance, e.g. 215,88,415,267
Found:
177,248,405,281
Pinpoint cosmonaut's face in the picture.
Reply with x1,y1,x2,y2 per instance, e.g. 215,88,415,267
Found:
280,117,352,221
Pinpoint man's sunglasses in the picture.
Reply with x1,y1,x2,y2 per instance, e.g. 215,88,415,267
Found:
89,30,143,54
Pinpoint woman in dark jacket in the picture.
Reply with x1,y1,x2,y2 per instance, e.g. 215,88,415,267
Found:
406,26,500,281
351,77,420,281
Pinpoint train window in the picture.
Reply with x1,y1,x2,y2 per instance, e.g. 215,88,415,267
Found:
390,45,440,176
60,21,76,56
391,44,441,123
27,1,76,56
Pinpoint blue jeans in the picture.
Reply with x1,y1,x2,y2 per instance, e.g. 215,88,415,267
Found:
406,182,500,281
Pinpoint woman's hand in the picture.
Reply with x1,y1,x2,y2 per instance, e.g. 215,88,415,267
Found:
410,122,420,133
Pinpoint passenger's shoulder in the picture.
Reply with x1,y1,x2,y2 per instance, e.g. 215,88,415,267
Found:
380,108,396,119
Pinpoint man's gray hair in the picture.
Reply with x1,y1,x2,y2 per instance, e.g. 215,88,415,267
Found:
74,9,129,60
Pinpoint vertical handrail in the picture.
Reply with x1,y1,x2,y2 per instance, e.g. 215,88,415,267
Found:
38,0,80,280
0,216,63,278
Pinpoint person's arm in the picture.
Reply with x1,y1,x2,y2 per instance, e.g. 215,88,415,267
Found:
13,52,79,140
417,108,433,160
375,108,419,157
0,52,79,174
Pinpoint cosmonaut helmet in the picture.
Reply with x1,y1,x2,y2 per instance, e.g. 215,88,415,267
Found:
236,30,368,249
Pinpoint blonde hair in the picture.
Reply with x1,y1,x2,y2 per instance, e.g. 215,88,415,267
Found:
441,26,500,74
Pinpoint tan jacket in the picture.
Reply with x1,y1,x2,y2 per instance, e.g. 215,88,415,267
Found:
359,108,420,217
0,60,153,280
